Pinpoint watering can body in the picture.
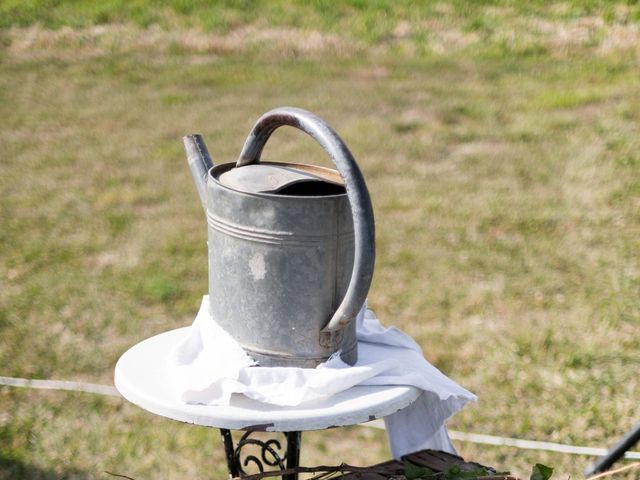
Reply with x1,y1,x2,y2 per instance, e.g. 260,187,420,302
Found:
184,107,375,368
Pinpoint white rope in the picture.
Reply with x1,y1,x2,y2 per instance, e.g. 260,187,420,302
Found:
1,375,639,460
448,430,640,460
363,419,640,460
0,375,120,397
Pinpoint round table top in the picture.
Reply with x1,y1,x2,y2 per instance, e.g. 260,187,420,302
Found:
115,327,421,432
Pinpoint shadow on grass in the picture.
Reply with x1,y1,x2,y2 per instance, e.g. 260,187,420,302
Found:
0,454,90,480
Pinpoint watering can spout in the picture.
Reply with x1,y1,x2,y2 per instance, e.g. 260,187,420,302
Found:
183,134,214,212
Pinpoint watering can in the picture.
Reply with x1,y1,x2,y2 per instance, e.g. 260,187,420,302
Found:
183,107,375,367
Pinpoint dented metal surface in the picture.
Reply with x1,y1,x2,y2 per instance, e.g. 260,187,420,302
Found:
183,107,375,367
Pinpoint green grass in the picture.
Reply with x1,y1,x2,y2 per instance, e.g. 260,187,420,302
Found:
1,2,639,479
3,0,637,33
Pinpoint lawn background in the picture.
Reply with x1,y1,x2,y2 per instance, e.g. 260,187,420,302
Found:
1,1,639,478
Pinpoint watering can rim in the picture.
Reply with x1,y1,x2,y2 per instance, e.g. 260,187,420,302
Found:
209,160,348,200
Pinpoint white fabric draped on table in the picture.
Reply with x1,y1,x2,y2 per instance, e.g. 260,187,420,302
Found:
167,296,476,458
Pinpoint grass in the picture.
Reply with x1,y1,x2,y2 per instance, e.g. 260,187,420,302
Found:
1,2,639,479
5,1,639,35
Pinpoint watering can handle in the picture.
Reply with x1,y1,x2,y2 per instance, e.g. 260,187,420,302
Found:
237,107,375,333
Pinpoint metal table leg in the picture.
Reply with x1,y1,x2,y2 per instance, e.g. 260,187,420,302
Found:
283,431,301,480
220,429,301,479
221,429,240,478
584,422,640,477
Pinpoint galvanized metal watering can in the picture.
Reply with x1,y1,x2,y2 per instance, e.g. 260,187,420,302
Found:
183,107,375,367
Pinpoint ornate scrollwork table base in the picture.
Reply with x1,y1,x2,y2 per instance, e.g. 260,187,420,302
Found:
220,429,301,480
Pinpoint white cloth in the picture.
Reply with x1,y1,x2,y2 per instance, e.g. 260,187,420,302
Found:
167,296,476,458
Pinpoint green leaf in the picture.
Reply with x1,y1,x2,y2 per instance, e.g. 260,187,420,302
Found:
530,463,554,480
404,459,436,480
444,465,497,479
447,465,463,477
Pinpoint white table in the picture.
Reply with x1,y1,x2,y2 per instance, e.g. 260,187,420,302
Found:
115,328,421,478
